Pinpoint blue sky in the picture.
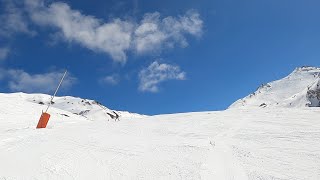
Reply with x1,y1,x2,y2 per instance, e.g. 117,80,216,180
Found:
1,0,320,115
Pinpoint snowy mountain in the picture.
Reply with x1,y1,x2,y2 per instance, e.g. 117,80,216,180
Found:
0,68,320,179
229,66,320,109
0,92,143,121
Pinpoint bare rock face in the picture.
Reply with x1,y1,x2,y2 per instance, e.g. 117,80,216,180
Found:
306,79,320,107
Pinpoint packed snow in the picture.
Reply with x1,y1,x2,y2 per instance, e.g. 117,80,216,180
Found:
0,67,320,179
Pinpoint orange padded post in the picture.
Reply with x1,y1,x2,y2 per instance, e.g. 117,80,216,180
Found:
36,112,51,128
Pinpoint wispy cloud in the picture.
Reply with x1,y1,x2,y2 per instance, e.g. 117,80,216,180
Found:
139,61,186,92
3,69,77,93
133,10,203,54
0,0,200,92
25,0,133,63
0,47,10,60
100,74,120,86
0,0,35,37
23,0,203,63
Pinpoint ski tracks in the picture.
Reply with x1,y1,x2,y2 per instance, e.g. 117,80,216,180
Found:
201,115,249,180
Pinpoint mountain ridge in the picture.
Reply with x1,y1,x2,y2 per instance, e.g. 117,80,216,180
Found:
0,92,144,121
229,66,320,109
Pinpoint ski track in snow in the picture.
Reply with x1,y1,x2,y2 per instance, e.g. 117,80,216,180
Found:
0,96,320,179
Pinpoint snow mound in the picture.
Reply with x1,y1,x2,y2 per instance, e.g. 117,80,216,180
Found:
0,92,143,121
229,66,320,109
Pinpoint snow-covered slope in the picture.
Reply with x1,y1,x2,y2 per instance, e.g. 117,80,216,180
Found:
229,66,320,109
0,92,143,121
1,68,320,180
0,93,319,179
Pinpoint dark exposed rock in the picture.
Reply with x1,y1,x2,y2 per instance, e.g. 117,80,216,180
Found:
60,113,69,117
259,103,267,108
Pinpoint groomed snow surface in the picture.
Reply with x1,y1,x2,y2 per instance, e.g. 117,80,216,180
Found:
0,95,319,179
1,67,320,179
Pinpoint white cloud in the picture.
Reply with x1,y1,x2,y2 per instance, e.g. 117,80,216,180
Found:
133,10,203,54
0,0,35,37
6,69,77,93
24,0,203,63
0,47,10,60
25,0,133,63
139,61,186,92
133,13,167,53
100,74,120,86
0,0,203,64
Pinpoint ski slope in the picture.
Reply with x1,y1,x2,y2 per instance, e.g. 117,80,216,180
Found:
0,93,319,179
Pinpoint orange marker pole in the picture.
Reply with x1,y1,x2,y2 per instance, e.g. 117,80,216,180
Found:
36,70,67,129
36,112,51,128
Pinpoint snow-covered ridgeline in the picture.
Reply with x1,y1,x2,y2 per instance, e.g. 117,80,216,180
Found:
229,66,320,109
0,92,143,121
